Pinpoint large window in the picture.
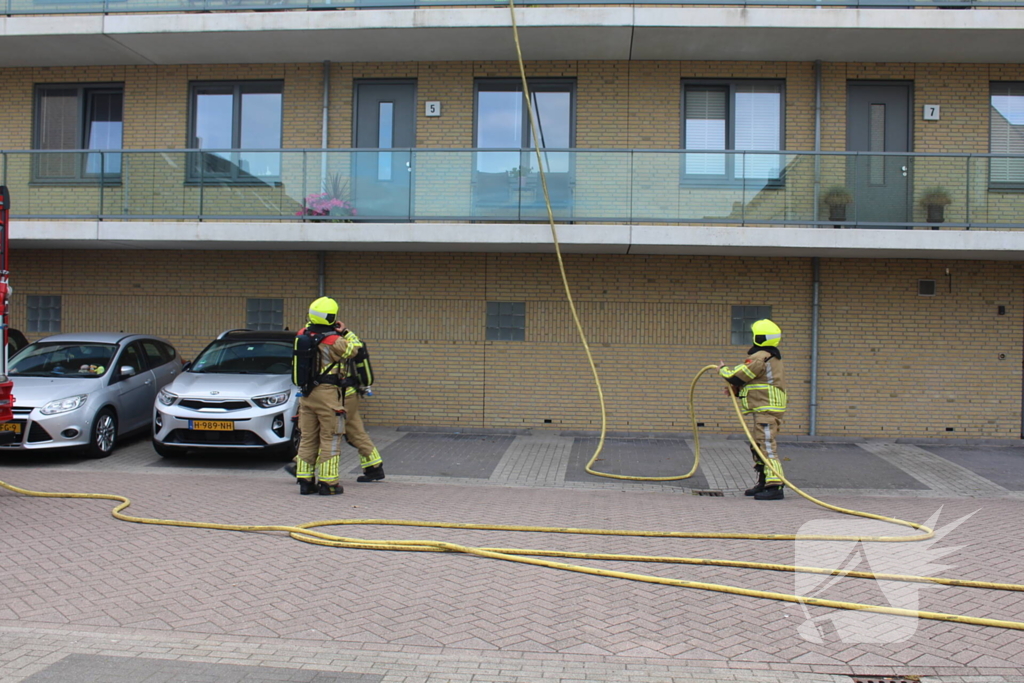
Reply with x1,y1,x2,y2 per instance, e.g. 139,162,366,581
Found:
990,83,1024,187
682,81,783,182
474,80,574,205
190,81,283,182
34,84,123,181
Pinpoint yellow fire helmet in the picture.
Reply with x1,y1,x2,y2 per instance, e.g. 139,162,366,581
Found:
308,296,339,325
751,319,782,347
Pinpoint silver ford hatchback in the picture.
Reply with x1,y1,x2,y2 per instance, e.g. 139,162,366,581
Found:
5,332,182,457
152,329,299,458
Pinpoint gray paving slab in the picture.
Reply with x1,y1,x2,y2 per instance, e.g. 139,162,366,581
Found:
686,437,756,493
344,431,514,479
564,437,708,489
20,654,381,683
859,442,1009,497
775,443,929,490
918,444,1024,492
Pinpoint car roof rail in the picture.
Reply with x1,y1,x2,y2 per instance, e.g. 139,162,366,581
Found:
217,328,252,340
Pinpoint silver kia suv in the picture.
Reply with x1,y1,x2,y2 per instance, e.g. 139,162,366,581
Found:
152,329,299,458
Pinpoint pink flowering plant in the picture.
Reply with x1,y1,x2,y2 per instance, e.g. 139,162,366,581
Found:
296,173,357,221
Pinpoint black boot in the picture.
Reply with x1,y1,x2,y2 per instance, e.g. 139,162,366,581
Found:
357,465,385,483
754,485,784,501
298,478,318,495
744,466,766,497
318,482,344,495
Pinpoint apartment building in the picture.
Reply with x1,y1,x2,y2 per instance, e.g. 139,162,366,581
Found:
5,0,1024,438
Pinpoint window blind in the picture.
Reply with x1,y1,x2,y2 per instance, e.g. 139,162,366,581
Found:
991,83,1024,184
685,87,726,175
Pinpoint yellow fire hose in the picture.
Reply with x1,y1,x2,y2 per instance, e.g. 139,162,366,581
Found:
1,0,1023,640
2,360,1024,632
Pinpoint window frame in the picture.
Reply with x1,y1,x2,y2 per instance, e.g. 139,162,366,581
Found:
680,79,786,188
988,82,1024,191
27,295,62,334
473,78,577,151
187,80,284,185
486,301,526,342
245,298,285,331
33,83,124,185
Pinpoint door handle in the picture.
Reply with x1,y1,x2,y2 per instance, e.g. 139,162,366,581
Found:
901,165,908,177
145,379,153,385
406,161,412,173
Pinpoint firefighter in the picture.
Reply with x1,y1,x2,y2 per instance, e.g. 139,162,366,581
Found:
718,319,788,501
335,324,385,483
294,296,351,496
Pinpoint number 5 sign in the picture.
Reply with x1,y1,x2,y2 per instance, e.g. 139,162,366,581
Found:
425,101,441,117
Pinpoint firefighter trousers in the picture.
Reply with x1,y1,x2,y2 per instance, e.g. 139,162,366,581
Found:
343,390,382,470
748,412,784,486
296,385,345,484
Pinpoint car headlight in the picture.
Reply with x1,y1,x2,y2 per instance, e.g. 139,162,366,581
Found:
40,394,88,415
253,391,290,409
157,388,178,406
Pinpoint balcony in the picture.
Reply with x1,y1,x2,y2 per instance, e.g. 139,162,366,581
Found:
11,148,1024,258
1,4,1024,67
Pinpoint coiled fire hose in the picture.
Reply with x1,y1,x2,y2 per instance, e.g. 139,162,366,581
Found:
1,0,1023,638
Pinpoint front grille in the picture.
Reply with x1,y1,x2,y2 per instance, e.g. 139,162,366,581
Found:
27,423,53,443
178,399,251,411
166,429,266,446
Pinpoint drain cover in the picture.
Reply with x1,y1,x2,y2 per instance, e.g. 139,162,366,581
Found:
850,677,920,683
691,489,724,497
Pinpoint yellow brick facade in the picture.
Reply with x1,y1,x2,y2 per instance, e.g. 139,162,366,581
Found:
7,60,1024,438
11,249,1023,439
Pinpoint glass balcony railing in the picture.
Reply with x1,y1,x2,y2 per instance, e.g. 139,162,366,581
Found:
5,148,1024,229
4,0,1019,13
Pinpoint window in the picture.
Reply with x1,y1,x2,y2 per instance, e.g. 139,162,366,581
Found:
919,280,936,296
990,83,1024,187
190,81,283,182
486,302,526,341
246,298,284,331
731,305,772,345
141,339,177,368
34,84,123,181
28,295,62,333
474,80,574,205
682,81,783,182
118,343,146,376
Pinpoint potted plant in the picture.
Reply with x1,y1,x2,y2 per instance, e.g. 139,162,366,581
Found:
821,186,853,227
920,187,952,225
296,172,357,222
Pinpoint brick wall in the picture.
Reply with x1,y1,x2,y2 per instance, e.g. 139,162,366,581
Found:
11,249,1022,438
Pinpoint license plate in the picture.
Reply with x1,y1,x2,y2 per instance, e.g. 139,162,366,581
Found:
0,422,21,434
189,420,234,431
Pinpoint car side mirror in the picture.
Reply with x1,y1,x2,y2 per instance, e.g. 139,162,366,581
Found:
182,361,192,371
120,365,137,378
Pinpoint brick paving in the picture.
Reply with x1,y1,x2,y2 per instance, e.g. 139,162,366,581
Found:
1,428,1024,682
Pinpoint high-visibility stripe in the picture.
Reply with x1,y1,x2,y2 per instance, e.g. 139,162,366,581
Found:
761,423,783,484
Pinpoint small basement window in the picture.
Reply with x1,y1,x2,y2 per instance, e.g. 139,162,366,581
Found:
918,280,936,296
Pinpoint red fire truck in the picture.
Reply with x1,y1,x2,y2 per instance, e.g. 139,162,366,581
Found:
0,186,15,433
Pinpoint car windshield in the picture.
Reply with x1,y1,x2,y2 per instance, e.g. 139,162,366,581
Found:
190,339,293,374
9,342,117,378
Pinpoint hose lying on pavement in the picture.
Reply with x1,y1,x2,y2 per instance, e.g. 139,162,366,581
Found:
1,362,1023,633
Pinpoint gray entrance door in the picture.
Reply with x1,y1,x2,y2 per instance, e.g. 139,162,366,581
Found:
354,81,416,219
847,83,911,227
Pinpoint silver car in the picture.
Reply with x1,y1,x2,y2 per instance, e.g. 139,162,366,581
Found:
152,329,299,458
5,333,183,457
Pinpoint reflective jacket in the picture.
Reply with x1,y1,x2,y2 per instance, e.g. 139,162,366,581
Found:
338,329,364,397
720,346,787,415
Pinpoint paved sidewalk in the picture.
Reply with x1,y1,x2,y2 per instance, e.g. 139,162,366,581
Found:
2,427,1024,683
